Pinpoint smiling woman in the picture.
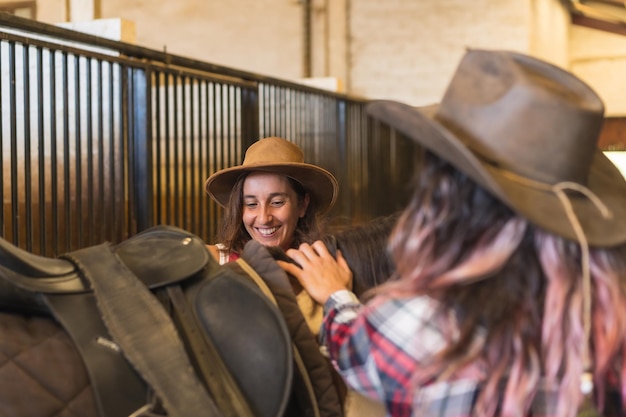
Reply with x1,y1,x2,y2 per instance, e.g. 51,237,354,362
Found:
241,172,309,249
204,136,338,264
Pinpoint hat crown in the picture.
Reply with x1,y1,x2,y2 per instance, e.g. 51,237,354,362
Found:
204,136,338,214
435,50,605,185
242,137,305,166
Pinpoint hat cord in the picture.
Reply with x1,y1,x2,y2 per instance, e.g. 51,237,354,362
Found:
552,181,613,401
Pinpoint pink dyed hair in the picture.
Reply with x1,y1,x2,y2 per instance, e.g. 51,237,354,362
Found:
378,153,626,417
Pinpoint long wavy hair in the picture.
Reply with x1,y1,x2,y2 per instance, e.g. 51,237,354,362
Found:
218,173,325,253
380,152,626,417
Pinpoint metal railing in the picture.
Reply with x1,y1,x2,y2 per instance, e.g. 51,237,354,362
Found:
0,13,419,256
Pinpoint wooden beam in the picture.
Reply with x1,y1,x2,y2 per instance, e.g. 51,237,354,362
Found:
585,0,626,7
600,118,626,151
572,13,626,36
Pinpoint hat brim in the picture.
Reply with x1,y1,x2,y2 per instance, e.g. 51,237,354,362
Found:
205,162,338,215
366,100,626,247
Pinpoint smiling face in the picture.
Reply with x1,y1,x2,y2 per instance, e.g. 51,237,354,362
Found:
242,172,310,250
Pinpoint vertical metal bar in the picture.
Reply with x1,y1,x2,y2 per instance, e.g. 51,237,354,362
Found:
161,73,172,223
62,52,70,252
112,64,121,239
129,67,152,232
337,98,348,219
118,63,127,239
216,83,223,171
220,83,226,168
96,59,104,242
280,87,286,135
50,50,59,255
105,62,112,238
0,41,5,239
210,81,219,237
275,86,281,136
173,73,180,226
198,79,206,240
154,71,162,224
86,56,94,245
225,84,231,163
225,84,232,168
287,89,293,140
262,84,269,137
73,54,82,248
189,77,197,233
23,44,32,250
234,86,241,165
9,42,18,245
204,80,213,240
266,84,271,138
36,46,45,254
240,85,258,149
272,85,278,134
295,90,301,142
181,75,188,230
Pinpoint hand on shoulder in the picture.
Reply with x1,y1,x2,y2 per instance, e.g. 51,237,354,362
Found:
278,241,353,305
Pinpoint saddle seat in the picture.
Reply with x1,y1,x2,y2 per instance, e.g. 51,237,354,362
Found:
0,225,209,295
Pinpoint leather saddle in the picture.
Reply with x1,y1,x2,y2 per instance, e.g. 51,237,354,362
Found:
0,225,342,417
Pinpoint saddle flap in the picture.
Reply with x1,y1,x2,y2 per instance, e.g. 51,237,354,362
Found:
189,259,293,417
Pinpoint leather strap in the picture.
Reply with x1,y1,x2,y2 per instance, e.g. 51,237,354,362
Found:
44,292,148,417
65,243,222,417
166,284,256,417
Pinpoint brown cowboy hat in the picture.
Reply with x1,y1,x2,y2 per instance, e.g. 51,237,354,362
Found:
366,49,626,247
204,136,338,214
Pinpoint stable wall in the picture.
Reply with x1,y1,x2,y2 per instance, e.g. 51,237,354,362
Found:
347,0,531,105
100,0,304,80
570,26,626,116
32,0,626,115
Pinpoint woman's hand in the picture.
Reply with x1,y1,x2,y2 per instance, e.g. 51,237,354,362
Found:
277,240,353,305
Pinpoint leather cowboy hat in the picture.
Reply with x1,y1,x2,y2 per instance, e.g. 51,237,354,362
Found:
204,136,338,214
366,49,626,247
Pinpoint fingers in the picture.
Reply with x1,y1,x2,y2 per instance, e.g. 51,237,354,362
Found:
335,250,353,289
278,241,353,305
335,249,348,268
285,241,333,266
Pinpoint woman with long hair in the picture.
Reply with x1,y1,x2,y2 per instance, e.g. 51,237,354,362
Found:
279,49,626,417
204,136,338,262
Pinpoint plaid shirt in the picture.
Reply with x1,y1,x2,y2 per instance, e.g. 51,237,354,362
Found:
320,290,562,417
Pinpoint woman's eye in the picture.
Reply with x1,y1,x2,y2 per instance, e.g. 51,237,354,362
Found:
271,200,286,207
244,202,258,209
